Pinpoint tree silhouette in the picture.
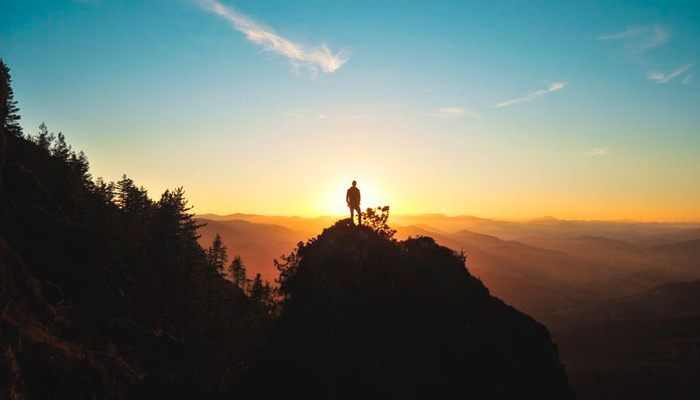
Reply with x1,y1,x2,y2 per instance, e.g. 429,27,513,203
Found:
116,175,150,215
275,246,302,300
228,255,248,289
0,60,8,184
35,122,55,151
69,150,91,185
52,132,71,162
0,59,22,138
248,273,274,314
207,233,228,275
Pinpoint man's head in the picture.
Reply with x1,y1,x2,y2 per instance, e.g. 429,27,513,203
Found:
352,180,357,187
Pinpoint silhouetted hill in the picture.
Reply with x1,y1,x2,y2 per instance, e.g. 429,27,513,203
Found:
394,226,700,318
247,220,573,399
395,226,602,316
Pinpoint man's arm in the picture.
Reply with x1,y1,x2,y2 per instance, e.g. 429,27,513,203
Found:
346,189,350,204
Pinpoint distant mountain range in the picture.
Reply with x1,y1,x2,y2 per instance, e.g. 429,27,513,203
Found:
195,213,700,319
195,212,700,399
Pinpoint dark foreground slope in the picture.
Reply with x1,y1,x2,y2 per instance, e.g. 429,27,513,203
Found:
0,132,267,398
248,220,573,399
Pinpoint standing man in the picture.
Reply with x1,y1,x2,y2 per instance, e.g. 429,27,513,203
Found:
346,180,362,225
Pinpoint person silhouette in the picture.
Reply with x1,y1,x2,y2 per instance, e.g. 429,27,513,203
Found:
346,180,362,225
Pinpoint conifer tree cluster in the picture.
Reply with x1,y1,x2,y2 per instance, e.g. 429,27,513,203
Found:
205,236,276,312
0,59,278,396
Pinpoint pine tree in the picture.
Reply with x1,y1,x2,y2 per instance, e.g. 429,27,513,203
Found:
0,60,8,185
115,175,149,211
93,177,115,206
248,273,273,309
228,256,248,288
36,122,55,151
52,132,71,162
207,234,227,275
150,187,201,247
0,59,23,138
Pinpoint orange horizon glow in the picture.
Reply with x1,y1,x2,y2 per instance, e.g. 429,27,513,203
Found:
192,210,700,224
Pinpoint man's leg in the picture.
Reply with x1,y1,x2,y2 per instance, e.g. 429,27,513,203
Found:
349,207,355,225
356,206,362,225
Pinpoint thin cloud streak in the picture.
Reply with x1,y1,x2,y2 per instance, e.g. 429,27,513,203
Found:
647,63,693,83
195,0,348,74
598,27,646,40
495,82,566,108
598,25,669,51
432,107,481,119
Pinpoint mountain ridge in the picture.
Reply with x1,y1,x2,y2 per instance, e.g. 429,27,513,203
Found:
247,219,574,398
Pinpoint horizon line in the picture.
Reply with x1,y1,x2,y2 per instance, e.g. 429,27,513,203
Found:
193,211,700,224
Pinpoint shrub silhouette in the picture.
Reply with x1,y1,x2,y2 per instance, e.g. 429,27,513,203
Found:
362,205,396,238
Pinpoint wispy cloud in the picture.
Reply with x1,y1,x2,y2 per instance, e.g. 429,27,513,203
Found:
495,82,566,108
431,107,481,119
195,0,348,75
598,27,647,40
647,63,693,83
585,147,609,156
598,25,669,51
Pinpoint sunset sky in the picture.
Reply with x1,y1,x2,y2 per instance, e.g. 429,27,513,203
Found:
2,0,699,220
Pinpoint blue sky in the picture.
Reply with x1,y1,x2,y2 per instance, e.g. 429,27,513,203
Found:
2,0,699,220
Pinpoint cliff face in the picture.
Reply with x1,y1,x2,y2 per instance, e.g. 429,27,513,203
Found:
250,220,573,399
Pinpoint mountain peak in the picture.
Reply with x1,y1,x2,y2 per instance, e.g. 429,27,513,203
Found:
250,218,573,398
